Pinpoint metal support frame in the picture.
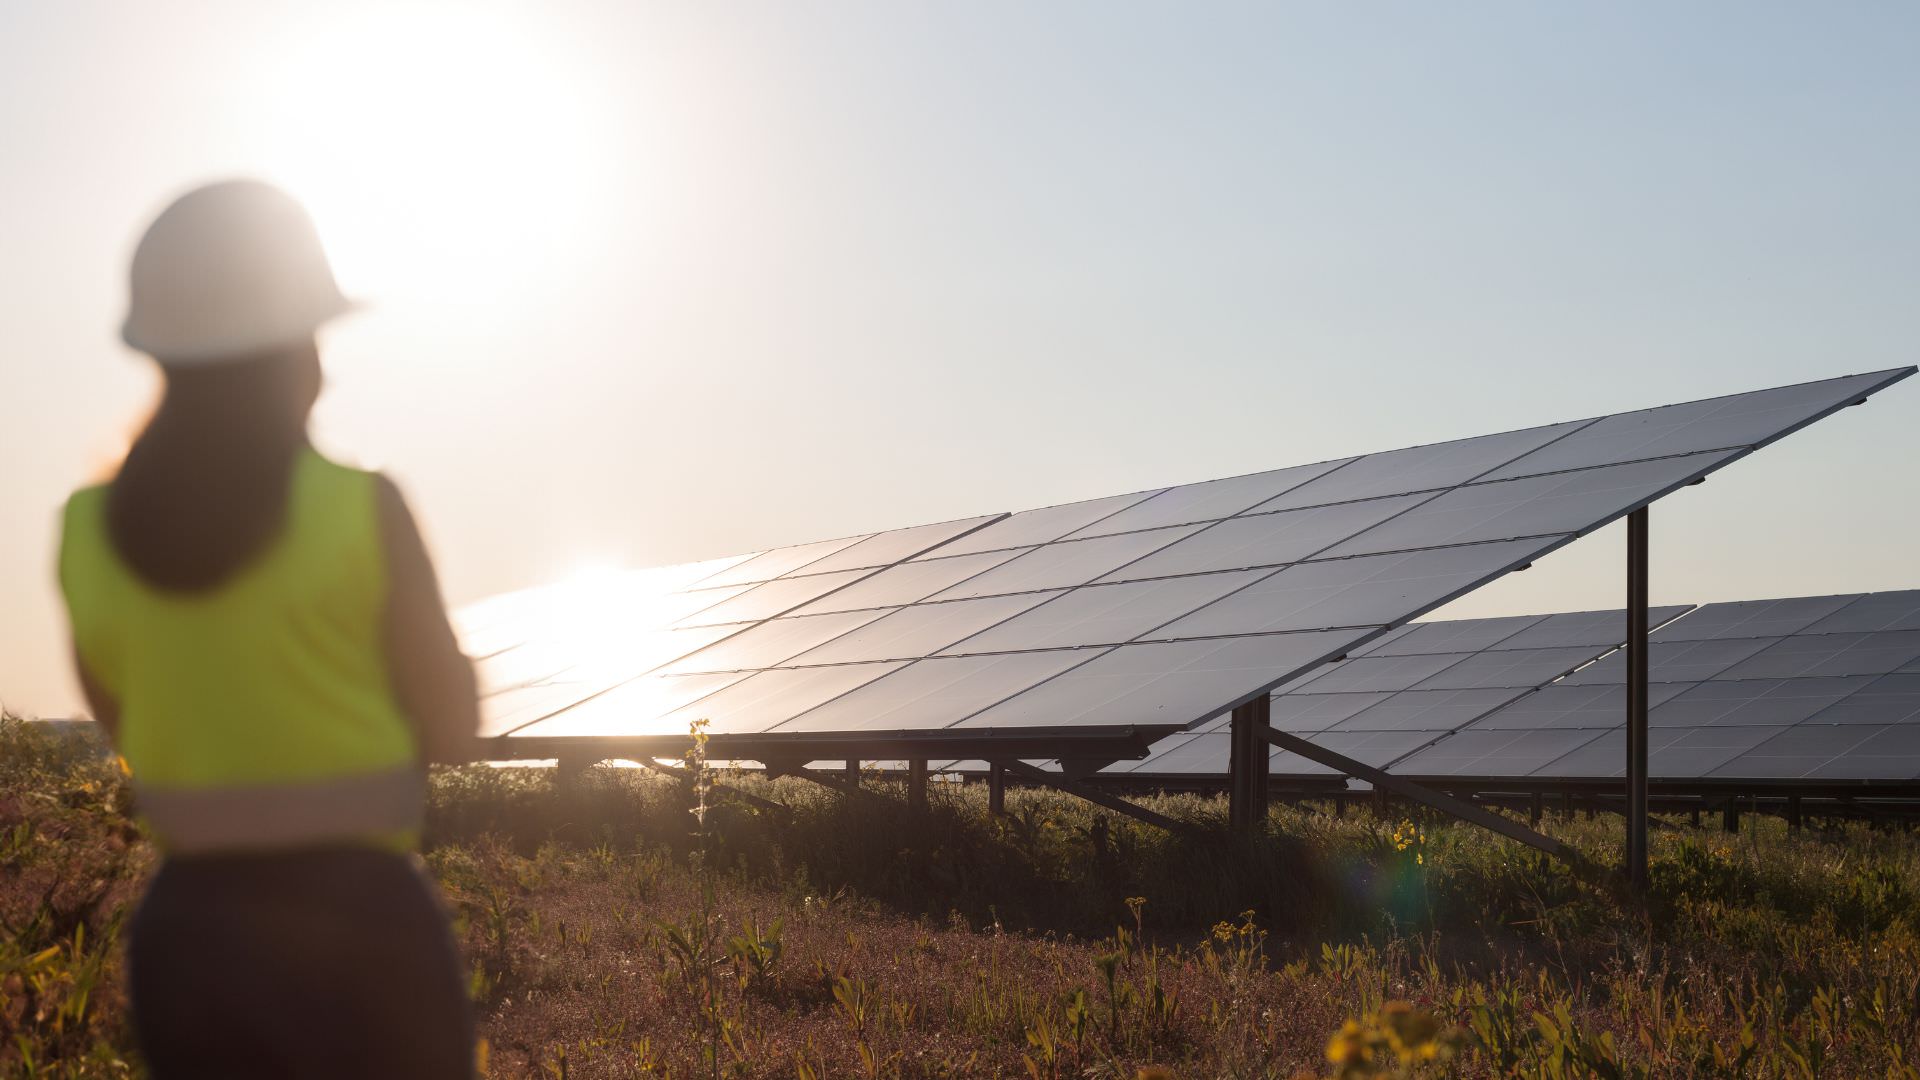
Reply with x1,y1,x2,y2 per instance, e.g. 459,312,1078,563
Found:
907,759,929,814
1001,761,1182,832
492,725,1171,776
1626,506,1651,892
988,762,1007,815
1787,794,1803,831
1260,728,1573,861
845,758,860,791
1228,696,1272,829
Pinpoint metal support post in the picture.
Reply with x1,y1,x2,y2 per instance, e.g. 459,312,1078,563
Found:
844,758,860,792
1228,696,1271,828
1722,798,1740,833
1786,794,1803,831
1626,506,1651,892
1530,791,1544,826
988,762,1007,815
907,758,928,814
555,751,594,787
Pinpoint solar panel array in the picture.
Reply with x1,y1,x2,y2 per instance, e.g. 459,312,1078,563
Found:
1110,606,1692,778
1394,590,1920,782
461,369,1913,760
1110,591,1920,785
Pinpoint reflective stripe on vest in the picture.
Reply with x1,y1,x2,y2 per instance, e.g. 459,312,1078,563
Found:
136,764,425,855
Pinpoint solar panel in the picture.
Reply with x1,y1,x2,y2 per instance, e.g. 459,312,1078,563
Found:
1060,460,1354,538
1391,589,1920,782
952,630,1374,731
781,593,1062,667
777,515,1004,577
1360,614,1547,656
1247,422,1588,511
1321,688,1536,732
1811,674,1920,725
1144,540,1553,639
1799,590,1920,634
1645,595,1854,642
920,525,1210,601
1094,495,1430,582
1118,608,1676,777
785,552,1026,615
769,651,1097,734
1476,370,1899,480
464,369,1912,760
938,570,1275,655
693,537,873,589
1466,683,1696,730
913,493,1159,557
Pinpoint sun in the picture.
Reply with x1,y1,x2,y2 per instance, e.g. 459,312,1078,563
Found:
253,5,604,307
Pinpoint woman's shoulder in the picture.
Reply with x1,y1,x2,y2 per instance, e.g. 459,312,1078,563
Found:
61,482,111,525
303,448,410,528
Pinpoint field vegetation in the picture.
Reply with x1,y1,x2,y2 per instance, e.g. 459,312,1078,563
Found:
4,712,1919,1078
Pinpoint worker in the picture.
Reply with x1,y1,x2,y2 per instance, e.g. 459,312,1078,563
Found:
56,179,478,1079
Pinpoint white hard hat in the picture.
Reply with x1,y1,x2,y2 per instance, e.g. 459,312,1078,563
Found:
122,179,355,366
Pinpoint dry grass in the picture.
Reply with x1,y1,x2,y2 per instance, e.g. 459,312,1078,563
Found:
5,716,1920,1078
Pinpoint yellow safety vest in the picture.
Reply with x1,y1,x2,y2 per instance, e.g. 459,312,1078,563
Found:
58,447,422,854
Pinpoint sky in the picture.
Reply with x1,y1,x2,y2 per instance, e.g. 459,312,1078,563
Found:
2,1,1917,718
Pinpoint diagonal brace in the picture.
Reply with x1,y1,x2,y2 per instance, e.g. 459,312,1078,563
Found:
1258,728,1573,862
764,761,899,807
1001,761,1184,833
633,757,793,819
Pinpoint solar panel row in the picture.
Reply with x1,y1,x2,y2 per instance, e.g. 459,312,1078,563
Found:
1106,606,1691,780
1116,591,1920,784
458,369,1913,769
1395,590,1920,782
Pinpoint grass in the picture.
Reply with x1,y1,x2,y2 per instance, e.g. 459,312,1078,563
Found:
4,712,1920,1077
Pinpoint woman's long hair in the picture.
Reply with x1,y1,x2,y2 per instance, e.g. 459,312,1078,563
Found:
106,342,323,592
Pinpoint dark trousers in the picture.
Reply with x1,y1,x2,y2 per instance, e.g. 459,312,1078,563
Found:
130,847,474,1080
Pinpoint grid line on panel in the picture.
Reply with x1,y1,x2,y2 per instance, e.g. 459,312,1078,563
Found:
1349,615,1548,660
918,523,1215,604
1800,590,1920,635
767,513,1012,581
1392,726,1615,779
1060,456,1364,540
905,489,1170,561
1472,445,1753,488
686,535,874,590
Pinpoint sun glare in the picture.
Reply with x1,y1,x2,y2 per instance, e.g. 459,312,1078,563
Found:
256,6,604,306
454,555,755,696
